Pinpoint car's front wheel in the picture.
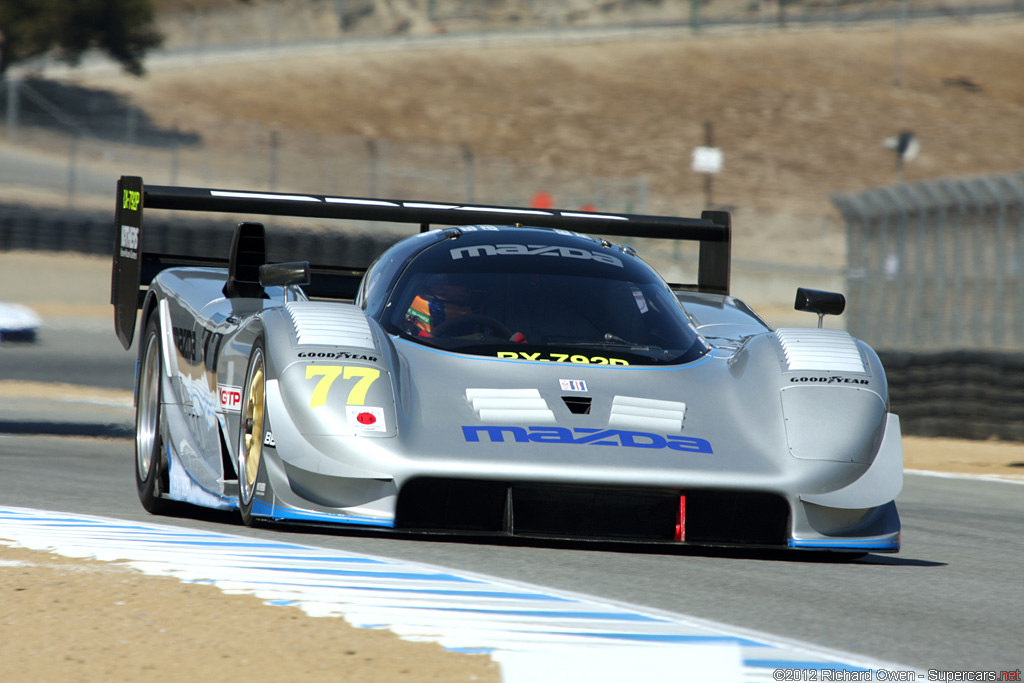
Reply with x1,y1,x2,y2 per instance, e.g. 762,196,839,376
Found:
136,315,171,514
238,340,267,527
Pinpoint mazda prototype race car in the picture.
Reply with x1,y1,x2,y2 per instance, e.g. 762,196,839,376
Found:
112,176,902,555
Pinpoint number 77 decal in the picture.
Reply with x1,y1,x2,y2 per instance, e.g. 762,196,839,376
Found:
306,366,381,408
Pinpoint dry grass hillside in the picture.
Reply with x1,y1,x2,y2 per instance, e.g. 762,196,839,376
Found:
65,15,1024,277
81,20,1024,217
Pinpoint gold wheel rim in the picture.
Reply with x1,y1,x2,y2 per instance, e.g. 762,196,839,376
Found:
241,353,264,499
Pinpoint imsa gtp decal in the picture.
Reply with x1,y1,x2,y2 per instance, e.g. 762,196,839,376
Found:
218,384,242,413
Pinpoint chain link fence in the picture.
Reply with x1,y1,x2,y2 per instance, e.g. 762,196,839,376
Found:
154,0,1024,48
0,76,648,218
832,170,1024,352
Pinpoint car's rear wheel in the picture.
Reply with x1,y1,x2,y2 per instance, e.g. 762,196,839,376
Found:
136,315,171,514
238,340,267,527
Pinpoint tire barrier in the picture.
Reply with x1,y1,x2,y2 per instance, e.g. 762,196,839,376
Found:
0,206,114,255
879,350,1024,442
0,203,399,264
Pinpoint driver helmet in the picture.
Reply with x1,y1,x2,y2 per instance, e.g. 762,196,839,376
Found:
405,273,479,337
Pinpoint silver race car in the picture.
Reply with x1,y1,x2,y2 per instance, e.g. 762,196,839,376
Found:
112,176,901,554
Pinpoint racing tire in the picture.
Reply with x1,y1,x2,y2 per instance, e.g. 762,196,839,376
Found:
135,315,173,515
237,339,268,527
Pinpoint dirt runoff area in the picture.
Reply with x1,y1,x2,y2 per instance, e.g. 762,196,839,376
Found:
0,543,498,682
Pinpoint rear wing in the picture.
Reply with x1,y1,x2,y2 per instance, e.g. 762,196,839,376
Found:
112,175,731,349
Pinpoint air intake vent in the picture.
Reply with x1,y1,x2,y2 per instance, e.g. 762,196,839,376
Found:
465,388,555,424
285,302,376,349
562,396,592,414
775,328,866,373
607,396,685,432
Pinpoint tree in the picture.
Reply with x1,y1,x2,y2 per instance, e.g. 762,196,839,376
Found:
0,0,162,77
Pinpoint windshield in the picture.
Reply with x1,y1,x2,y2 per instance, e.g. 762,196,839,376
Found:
380,229,709,366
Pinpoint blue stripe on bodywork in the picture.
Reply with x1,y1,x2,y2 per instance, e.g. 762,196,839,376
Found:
788,538,900,551
250,498,394,528
393,336,719,370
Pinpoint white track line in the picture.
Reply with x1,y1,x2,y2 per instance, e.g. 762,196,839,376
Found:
0,506,920,682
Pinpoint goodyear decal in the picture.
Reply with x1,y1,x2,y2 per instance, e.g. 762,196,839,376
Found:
789,376,869,385
298,351,379,362
497,351,629,365
463,425,712,453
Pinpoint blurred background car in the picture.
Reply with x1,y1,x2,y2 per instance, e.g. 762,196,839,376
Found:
0,301,41,343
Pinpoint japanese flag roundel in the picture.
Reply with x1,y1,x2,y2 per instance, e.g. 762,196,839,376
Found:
346,406,386,432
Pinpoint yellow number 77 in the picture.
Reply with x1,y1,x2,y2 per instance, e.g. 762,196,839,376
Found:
305,366,380,408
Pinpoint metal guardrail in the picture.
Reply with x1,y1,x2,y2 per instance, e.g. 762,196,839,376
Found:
832,170,1024,352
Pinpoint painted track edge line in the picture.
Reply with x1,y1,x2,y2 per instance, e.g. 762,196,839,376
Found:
905,469,1024,485
0,505,920,681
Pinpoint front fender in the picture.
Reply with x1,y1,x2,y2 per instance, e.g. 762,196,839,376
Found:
259,302,399,440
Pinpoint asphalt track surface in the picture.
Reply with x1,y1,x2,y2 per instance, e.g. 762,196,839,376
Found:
1,325,1021,674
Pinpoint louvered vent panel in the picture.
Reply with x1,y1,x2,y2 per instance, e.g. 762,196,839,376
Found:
775,328,865,373
286,302,376,349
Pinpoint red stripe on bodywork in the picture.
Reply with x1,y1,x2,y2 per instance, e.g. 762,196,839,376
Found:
675,494,686,541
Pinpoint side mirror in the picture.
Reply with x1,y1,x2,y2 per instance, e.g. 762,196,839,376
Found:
794,287,846,328
259,261,311,288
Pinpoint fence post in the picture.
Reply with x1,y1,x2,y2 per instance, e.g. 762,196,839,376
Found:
248,123,259,186
1008,176,1024,342
462,143,475,203
963,182,987,344
918,183,947,350
269,128,279,191
367,138,379,197
4,73,19,142
981,177,1008,349
67,135,79,210
126,106,138,145
170,127,180,185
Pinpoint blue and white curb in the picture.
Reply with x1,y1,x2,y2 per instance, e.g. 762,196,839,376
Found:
0,506,910,682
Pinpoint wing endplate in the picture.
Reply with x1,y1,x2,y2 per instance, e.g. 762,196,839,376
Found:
112,175,144,350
